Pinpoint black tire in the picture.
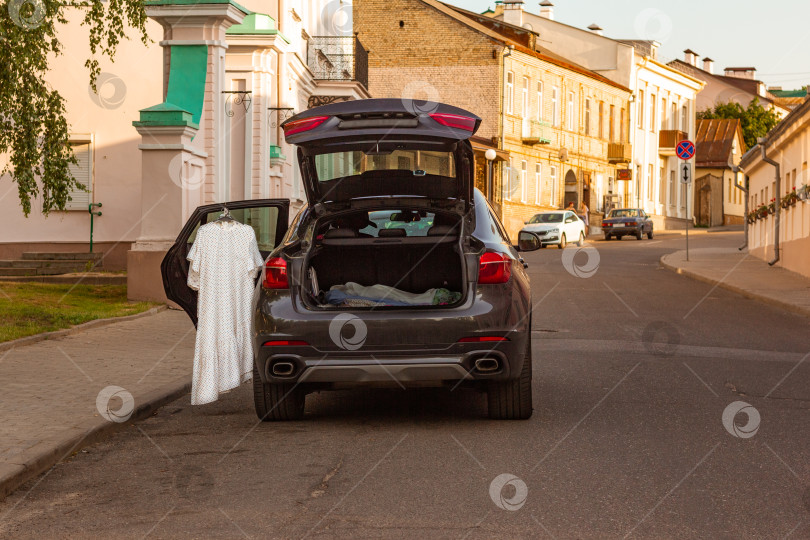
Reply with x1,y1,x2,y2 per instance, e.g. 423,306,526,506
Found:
647,228,654,240
558,233,567,249
577,232,585,247
487,337,533,420
635,229,643,240
253,363,305,421
604,234,611,241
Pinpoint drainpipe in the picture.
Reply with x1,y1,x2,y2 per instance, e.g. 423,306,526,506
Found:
759,138,780,265
496,44,513,214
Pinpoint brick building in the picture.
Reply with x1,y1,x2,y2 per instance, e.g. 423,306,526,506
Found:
354,0,631,239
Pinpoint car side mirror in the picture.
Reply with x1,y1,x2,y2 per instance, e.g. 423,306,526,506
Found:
517,231,541,252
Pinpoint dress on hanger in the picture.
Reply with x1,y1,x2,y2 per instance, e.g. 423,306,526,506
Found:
186,220,264,405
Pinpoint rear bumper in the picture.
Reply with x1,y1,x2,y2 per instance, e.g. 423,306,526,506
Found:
252,280,531,385
603,226,640,236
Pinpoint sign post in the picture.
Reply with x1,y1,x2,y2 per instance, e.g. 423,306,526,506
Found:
677,140,696,261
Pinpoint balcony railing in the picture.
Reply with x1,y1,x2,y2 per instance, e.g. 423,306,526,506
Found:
307,36,368,90
521,119,552,145
659,130,688,154
607,142,632,164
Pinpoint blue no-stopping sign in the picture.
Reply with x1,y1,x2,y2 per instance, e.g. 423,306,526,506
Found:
676,140,695,160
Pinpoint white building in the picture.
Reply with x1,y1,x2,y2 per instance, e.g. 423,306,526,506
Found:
740,99,810,279
0,0,369,289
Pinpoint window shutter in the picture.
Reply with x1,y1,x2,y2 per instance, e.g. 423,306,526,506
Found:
65,142,91,210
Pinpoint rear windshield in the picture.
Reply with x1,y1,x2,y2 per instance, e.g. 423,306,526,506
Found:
314,150,456,182
609,209,640,218
529,213,563,224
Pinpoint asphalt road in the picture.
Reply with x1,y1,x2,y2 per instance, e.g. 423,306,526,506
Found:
2,231,809,539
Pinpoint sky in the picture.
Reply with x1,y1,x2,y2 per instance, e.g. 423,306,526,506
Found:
443,0,810,90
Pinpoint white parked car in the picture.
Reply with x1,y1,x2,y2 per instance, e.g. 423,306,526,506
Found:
519,211,586,249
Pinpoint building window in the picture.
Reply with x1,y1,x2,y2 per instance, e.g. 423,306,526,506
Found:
65,140,92,210
506,71,514,115
522,76,530,117
549,166,557,206
567,91,575,131
659,165,665,204
681,105,689,136
661,98,667,130
552,86,559,126
503,160,512,201
649,93,656,131
728,178,732,203
598,101,604,138
536,81,544,121
609,104,615,142
535,163,542,205
584,98,591,135
681,181,687,209
619,108,627,142
638,90,644,129
520,160,528,202
669,170,676,206
648,164,654,201
671,102,678,130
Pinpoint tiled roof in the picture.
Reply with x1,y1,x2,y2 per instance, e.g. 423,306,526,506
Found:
695,118,744,168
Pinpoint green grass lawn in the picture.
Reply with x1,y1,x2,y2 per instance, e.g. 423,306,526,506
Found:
0,282,158,343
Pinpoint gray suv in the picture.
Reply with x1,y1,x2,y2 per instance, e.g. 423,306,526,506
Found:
162,99,534,421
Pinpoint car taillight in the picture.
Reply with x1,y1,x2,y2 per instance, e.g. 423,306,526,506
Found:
458,336,509,342
262,257,288,289
627,221,637,226
428,113,477,131
282,115,329,137
478,251,512,284
262,340,308,346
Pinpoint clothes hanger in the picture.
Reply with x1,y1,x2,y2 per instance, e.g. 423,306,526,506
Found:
215,206,235,224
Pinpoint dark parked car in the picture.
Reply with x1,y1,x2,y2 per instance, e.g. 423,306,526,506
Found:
162,99,536,421
601,208,654,240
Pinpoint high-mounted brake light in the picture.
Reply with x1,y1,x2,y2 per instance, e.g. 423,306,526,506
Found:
458,336,509,343
283,115,329,137
478,251,512,284
262,257,288,289
428,113,476,131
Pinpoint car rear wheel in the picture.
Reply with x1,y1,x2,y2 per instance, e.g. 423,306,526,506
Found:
558,233,567,249
487,337,533,420
253,364,305,421
604,234,611,241
577,232,585,247
647,229,654,239
635,229,643,240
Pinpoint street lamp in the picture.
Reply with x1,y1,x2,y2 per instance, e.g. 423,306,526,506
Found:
485,148,497,202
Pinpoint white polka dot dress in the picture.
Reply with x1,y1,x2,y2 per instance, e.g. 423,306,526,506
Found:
186,221,264,405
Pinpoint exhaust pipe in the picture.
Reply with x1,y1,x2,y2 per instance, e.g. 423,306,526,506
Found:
474,357,501,373
271,361,296,377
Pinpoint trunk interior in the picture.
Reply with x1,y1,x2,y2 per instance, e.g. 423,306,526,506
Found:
301,210,466,309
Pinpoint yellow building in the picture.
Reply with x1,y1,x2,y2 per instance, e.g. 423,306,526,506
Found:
355,0,631,240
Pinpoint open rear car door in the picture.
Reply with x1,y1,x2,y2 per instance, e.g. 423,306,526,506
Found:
160,199,290,326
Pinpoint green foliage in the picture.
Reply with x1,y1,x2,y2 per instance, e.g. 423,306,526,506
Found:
697,98,782,150
0,0,148,216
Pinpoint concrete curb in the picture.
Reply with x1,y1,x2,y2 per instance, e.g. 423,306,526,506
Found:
0,375,191,501
0,305,167,353
659,255,810,319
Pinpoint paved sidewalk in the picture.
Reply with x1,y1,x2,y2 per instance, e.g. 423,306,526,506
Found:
0,309,195,500
661,247,810,318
